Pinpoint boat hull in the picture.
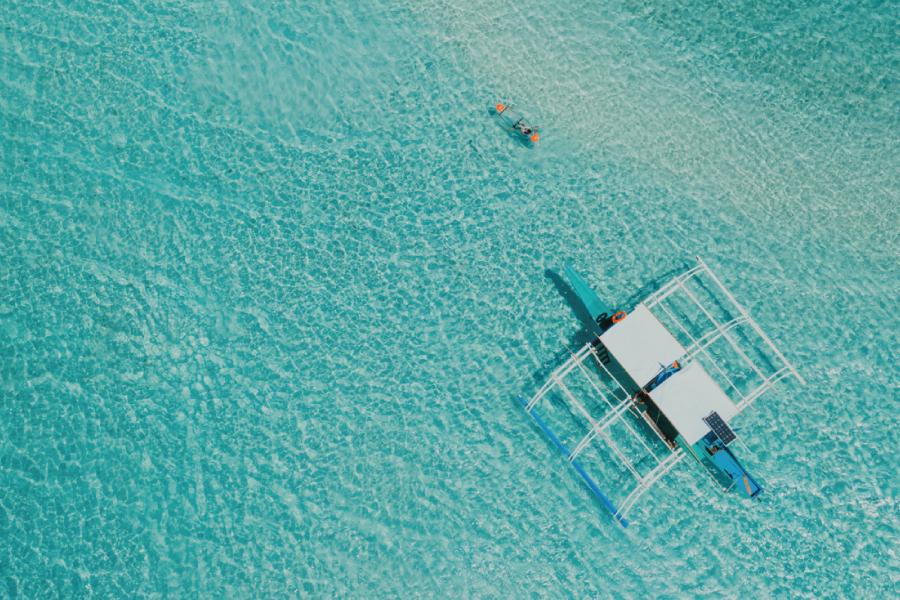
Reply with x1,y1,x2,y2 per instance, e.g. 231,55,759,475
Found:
564,265,616,331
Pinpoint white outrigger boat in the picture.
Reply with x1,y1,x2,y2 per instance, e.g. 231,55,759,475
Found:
520,257,804,527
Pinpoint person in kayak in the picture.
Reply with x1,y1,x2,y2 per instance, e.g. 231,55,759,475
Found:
512,118,533,136
496,102,540,142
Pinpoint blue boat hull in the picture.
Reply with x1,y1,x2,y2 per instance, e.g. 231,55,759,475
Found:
564,265,616,331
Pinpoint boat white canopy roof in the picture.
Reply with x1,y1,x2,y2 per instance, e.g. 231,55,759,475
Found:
649,362,738,445
599,303,686,387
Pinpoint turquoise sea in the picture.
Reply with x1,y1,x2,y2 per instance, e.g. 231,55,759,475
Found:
2,0,898,597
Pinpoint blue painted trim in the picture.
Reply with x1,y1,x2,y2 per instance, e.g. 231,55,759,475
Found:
518,396,629,528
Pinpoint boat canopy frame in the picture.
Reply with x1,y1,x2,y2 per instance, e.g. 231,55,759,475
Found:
642,256,805,407
521,256,804,526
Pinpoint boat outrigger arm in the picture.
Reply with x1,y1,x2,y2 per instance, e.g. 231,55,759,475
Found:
521,257,805,527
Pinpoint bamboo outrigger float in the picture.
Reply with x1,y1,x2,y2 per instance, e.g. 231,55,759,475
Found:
521,257,804,527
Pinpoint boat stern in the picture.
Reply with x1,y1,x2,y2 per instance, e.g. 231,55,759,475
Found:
695,432,763,499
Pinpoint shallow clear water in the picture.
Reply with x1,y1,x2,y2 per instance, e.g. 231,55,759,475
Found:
1,0,898,597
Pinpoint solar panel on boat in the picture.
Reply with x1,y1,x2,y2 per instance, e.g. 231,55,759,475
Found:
703,411,736,445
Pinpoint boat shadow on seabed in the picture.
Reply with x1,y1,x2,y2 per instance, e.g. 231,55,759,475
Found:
528,269,601,387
